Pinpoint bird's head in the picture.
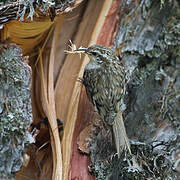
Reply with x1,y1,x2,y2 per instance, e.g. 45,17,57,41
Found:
75,45,118,65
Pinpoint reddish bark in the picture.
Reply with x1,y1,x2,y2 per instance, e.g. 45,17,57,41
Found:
97,0,122,47
69,88,94,180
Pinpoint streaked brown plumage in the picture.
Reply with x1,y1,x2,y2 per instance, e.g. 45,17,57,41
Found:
76,45,131,156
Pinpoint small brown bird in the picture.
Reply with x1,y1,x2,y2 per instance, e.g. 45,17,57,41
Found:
75,45,131,157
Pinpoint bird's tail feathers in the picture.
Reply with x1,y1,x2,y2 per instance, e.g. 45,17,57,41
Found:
113,111,131,157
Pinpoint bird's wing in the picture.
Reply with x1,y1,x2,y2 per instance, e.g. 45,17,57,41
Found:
83,68,98,107
84,66,124,123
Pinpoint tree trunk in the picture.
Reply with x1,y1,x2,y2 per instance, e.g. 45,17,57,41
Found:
0,0,179,179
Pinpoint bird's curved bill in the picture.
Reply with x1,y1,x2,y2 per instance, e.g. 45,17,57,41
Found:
74,48,87,53
64,46,87,55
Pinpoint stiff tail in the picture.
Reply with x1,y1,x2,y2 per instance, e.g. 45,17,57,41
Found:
113,111,131,157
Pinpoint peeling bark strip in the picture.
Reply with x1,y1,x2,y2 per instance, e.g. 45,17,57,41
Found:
0,0,78,25
55,0,113,179
0,2,22,25
0,42,32,179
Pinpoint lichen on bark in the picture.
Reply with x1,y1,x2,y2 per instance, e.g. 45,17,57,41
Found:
0,43,32,179
0,0,76,22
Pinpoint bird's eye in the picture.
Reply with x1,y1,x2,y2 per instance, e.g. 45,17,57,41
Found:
96,56,103,64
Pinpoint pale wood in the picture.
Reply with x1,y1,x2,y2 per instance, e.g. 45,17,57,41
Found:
54,0,113,179
47,16,64,180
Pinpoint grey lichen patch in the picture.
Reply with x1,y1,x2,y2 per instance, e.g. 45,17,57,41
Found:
0,43,32,179
55,0,75,10
89,129,179,179
0,0,11,6
90,142,178,180
115,0,177,56
18,0,75,21
0,0,76,22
